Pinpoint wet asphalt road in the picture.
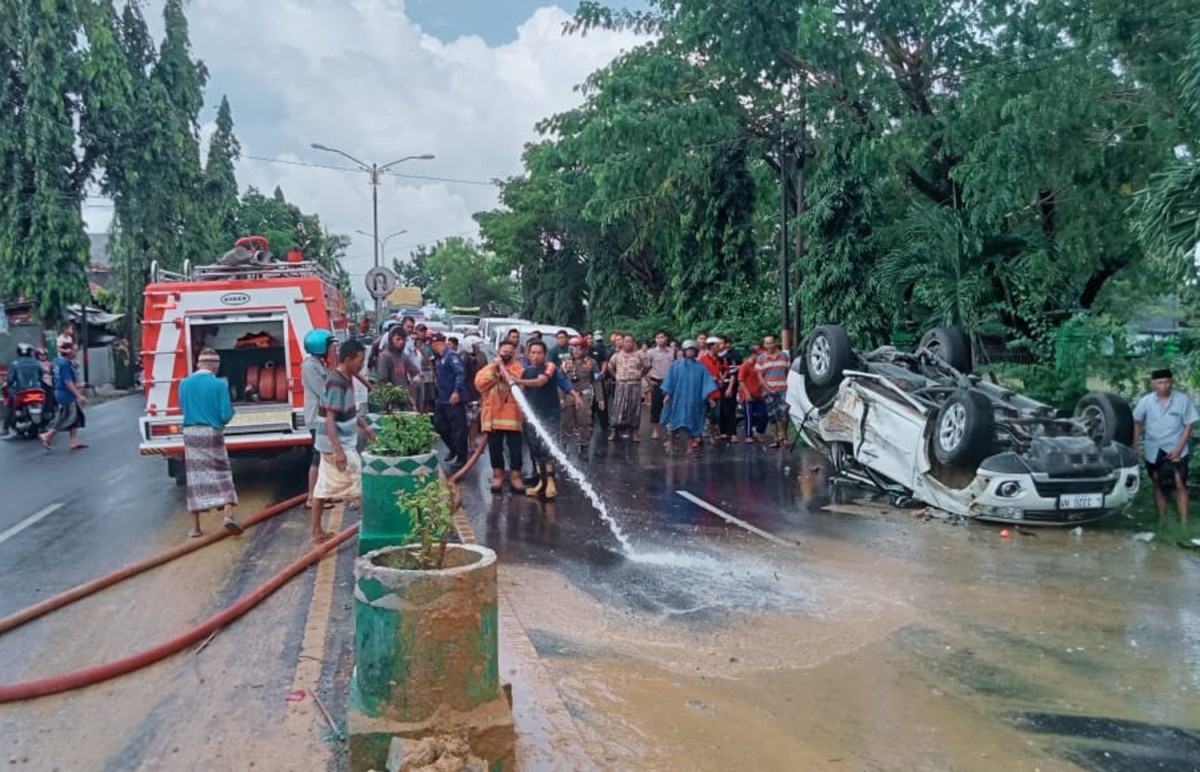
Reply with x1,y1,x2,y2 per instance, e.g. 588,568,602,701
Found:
0,395,304,616
456,428,1200,771
2,398,1200,769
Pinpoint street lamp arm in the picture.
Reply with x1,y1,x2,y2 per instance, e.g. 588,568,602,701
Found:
378,154,435,173
310,143,371,171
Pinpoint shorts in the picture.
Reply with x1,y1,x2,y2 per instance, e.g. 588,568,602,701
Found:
764,392,788,423
1146,456,1188,491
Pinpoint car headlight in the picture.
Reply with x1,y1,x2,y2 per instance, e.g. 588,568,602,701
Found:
996,480,1022,498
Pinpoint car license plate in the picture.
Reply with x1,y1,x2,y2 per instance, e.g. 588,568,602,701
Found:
1058,493,1103,510
227,409,292,427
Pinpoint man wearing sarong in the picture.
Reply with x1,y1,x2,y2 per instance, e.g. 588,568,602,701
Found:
606,334,649,443
179,349,241,537
516,340,582,499
560,336,603,453
661,340,719,456
312,339,376,544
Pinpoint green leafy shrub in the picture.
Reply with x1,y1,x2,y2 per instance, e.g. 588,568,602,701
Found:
368,382,410,414
396,479,455,569
368,412,437,457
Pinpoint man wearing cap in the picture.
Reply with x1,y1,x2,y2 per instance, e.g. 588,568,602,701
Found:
430,333,469,469
560,336,603,453
178,348,242,537
661,340,719,456
1133,368,1199,525
586,331,610,431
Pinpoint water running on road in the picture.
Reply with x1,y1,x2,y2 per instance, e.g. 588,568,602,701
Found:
509,386,634,553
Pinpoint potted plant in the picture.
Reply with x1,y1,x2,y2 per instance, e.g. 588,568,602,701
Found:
365,381,409,435
348,479,514,771
359,411,439,555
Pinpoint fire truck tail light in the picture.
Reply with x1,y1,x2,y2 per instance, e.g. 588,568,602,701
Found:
150,423,182,438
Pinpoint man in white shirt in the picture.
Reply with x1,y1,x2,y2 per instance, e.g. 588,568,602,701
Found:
1132,368,1199,525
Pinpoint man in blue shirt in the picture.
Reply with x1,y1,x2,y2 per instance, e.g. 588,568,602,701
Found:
40,337,88,451
179,348,241,537
430,333,468,469
1133,368,1200,526
515,339,582,499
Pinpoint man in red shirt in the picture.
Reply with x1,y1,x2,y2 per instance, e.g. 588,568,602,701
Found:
738,346,768,443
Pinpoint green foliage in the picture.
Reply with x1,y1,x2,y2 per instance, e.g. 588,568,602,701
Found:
367,382,409,414
368,411,437,457
474,0,1200,371
396,478,455,570
0,0,92,324
397,237,519,316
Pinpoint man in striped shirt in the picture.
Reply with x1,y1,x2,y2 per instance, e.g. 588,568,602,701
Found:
755,335,791,448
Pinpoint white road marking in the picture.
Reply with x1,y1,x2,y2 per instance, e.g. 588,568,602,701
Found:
675,491,795,547
0,503,65,546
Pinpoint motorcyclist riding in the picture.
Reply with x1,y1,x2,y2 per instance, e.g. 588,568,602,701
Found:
3,343,45,438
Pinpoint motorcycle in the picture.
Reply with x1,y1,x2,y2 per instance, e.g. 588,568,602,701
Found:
10,388,51,438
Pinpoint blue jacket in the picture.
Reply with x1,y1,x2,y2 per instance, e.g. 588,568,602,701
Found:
434,349,467,404
6,358,43,392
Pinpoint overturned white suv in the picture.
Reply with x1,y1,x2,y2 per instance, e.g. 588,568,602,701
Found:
787,325,1140,525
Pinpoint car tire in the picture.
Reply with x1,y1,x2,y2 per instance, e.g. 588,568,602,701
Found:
1074,392,1134,447
919,327,972,373
933,390,995,468
806,325,854,388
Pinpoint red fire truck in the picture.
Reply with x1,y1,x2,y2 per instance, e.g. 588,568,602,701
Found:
139,237,348,481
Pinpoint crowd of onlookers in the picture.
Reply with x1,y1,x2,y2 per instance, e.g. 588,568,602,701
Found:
361,318,794,496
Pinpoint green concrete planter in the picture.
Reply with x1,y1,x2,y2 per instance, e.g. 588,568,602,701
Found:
348,544,514,771
359,450,439,556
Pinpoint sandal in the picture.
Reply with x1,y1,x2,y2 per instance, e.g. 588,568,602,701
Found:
311,531,334,545
188,529,203,538
223,516,244,535
70,443,89,451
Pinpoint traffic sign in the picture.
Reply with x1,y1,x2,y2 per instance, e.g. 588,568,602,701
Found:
364,266,397,299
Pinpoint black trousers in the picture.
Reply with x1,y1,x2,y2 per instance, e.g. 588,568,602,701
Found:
434,402,468,463
649,378,666,424
718,395,738,436
488,429,523,471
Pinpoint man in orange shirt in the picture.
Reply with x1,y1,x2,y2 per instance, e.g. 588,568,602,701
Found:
474,339,528,493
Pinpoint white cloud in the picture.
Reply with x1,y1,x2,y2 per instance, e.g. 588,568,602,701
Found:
83,1,643,298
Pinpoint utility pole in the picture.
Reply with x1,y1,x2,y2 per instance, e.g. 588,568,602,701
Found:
309,144,434,324
793,103,807,349
779,136,791,356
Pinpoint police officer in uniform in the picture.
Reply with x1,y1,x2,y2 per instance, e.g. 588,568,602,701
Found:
560,336,603,454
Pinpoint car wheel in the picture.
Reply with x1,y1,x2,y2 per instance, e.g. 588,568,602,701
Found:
806,325,854,388
933,390,995,468
1074,392,1134,447
918,327,972,373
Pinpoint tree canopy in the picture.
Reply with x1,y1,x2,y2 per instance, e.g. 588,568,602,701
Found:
478,0,1200,355
0,0,349,324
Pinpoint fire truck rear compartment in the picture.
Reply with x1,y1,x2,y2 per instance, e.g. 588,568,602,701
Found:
190,319,290,405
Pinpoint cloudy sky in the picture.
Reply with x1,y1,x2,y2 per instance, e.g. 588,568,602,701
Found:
86,0,645,297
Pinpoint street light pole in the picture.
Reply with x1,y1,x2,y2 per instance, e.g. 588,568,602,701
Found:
310,143,434,324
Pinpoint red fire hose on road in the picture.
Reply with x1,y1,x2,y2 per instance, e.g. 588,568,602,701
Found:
0,493,308,637
0,520,357,703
